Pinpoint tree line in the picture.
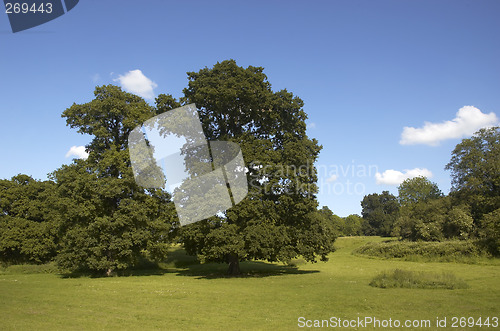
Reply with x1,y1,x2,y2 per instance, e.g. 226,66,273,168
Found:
322,127,499,255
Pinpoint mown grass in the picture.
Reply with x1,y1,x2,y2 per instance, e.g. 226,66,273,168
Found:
0,237,499,330
370,269,469,289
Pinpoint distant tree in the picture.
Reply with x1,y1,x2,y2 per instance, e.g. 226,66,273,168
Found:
397,176,442,207
318,206,344,236
361,191,399,236
393,197,450,241
445,127,500,220
0,175,59,264
343,214,363,236
179,60,336,274
155,93,181,115
53,85,176,275
393,177,448,241
393,191,475,242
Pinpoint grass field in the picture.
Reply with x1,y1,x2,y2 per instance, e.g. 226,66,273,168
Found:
1,237,499,330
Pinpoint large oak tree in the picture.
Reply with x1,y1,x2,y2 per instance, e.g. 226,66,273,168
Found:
177,60,336,274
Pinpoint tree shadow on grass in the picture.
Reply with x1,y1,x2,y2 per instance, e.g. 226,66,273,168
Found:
59,260,172,278
163,246,320,279
59,247,320,279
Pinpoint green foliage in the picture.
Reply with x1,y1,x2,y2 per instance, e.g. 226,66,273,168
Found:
370,269,469,289
361,191,399,236
444,127,500,254
393,196,475,241
446,127,500,220
318,206,344,236
360,129,498,244
393,177,445,241
398,176,443,207
0,175,59,264
54,85,176,275
443,205,474,240
354,240,490,262
155,93,181,115
179,60,335,273
393,197,449,241
478,208,500,255
0,217,56,265
343,214,364,236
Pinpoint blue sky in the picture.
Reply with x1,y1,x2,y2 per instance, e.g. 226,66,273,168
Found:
1,0,499,216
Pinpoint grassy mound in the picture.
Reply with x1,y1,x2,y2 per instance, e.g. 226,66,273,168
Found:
370,269,469,289
353,240,493,263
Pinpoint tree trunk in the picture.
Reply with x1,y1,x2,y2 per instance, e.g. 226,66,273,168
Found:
227,253,240,276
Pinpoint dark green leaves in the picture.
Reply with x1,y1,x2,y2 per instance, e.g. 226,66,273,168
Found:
179,60,333,271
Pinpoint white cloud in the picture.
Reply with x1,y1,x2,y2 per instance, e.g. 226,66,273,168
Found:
65,146,89,160
114,69,158,100
400,106,499,146
375,168,432,186
308,122,316,129
92,73,101,83
326,174,338,182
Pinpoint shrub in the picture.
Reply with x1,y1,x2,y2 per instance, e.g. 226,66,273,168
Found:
370,269,469,289
443,206,474,240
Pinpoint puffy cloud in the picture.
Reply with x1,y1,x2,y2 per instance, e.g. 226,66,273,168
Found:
114,69,157,100
375,168,432,186
308,122,317,129
65,145,89,159
400,106,499,146
326,174,338,182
